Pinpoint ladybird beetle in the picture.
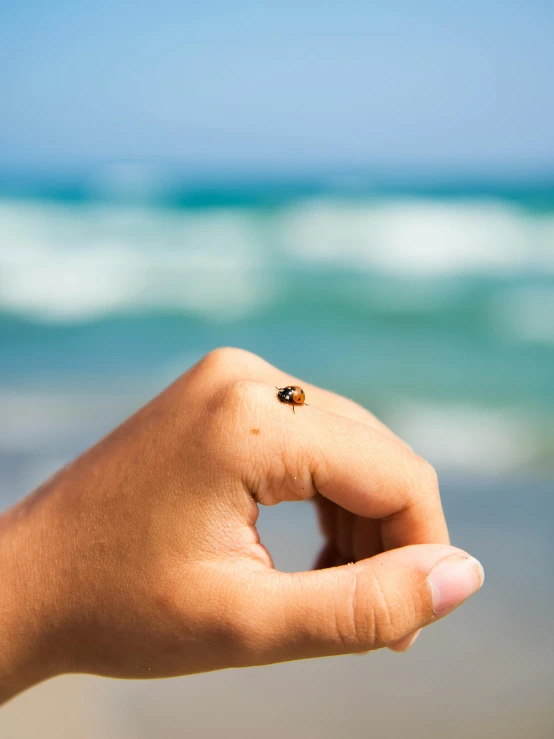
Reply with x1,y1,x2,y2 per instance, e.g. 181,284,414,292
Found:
276,385,306,413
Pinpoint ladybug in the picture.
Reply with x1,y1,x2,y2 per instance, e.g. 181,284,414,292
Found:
276,385,306,413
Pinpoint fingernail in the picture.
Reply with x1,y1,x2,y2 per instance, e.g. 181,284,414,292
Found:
428,555,485,615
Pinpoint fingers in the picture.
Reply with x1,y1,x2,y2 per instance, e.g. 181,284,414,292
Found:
243,388,448,550
313,494,337,542
330,510,383,562
312,541,339,569
235,545,484,664
191,351,447,553
309,408,448,548
295,382,403,444
352,516,383,560
336,507,356,561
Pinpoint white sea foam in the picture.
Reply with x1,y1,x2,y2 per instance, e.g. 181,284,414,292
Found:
1,197,554,322
0,200,276,321
281,198,554,276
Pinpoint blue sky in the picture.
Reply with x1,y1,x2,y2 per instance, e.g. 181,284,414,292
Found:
1,1,553,172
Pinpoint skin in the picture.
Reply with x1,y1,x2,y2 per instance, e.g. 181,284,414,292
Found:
0,348,482,705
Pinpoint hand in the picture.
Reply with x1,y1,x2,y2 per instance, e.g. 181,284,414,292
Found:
0,348,484,702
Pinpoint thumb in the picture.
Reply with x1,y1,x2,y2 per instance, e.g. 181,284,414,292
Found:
237,545,484,665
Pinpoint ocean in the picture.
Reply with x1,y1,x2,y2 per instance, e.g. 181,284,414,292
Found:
0,169,553,737
1,169,554,486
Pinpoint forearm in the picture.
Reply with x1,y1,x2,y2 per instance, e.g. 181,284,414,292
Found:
0,498,61,704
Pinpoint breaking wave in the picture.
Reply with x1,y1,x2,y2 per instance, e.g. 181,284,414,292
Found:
1,196,554,328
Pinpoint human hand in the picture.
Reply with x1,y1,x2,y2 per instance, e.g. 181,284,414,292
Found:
0,348,484,702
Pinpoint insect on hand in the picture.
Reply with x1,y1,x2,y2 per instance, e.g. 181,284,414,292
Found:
276,385,307,414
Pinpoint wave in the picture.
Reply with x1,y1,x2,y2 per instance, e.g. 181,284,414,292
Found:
282,199,554,276
0,200,273,321
1,196,554,329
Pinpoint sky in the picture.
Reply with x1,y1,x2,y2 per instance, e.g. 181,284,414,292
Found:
1,0,553,173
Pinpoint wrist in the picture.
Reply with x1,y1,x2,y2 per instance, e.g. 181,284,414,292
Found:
0,494,63,703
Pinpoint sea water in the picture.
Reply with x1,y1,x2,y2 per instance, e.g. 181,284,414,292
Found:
1,169,554,497
0,169,553,737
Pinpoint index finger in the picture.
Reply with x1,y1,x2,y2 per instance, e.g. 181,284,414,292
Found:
310,407,449,549
241,384,449,550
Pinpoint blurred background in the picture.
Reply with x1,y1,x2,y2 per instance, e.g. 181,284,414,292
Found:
1,1,553,737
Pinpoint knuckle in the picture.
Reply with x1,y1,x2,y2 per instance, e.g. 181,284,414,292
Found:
334,572,367,649
216,379,265,417
343,569,414,650
198,347,260,377
189,379,261,466
364,571,411,647
203,381,268,456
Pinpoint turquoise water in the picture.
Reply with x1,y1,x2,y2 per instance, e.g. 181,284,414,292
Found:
1,171,553,736
1,170,554,499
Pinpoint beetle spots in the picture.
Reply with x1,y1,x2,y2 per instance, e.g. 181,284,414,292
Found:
276,385,306,412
